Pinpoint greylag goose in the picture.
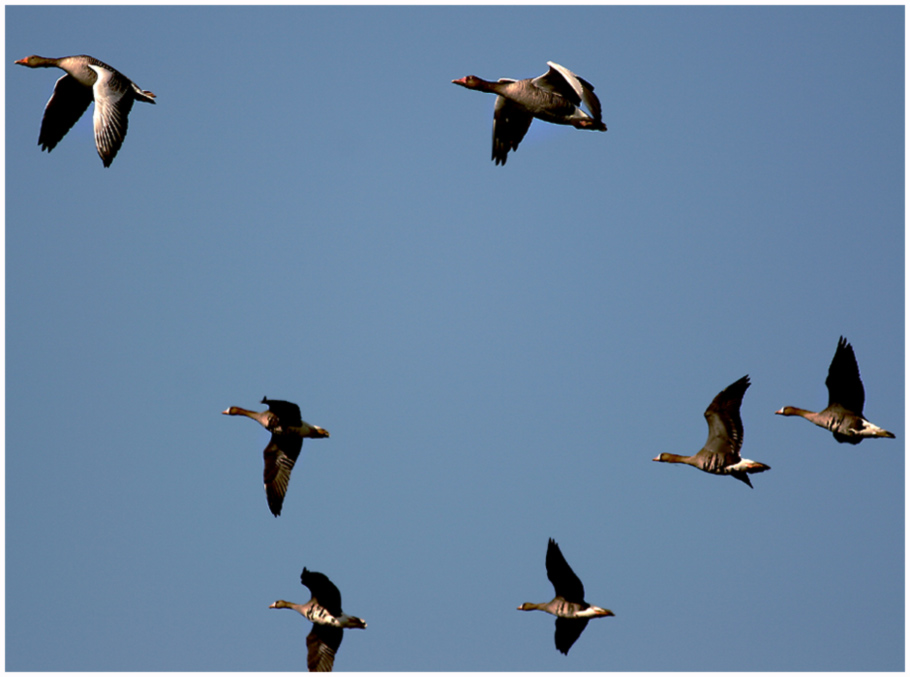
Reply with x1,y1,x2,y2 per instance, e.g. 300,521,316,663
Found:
775,337,895,444
653,375,770,488
14,54,155,167
518,538,614,655
270,567,366,672
452,61,606,165
222,397,329,516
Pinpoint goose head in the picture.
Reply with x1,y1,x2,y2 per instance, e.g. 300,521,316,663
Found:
14,55,48,67
452,75,493,91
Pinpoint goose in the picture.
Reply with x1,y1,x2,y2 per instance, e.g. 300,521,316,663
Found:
452,61,606,165
775,337,895,444
270,567,366,672
14,54,155,167
653,375,770,488
518,538,614,655
222,397,329,516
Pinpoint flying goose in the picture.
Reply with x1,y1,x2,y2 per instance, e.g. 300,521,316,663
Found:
452,61,606,165
653,375,770,488
270,568,366,672
222,397,329,516
15,54,155,167
518,538,614,655
775,337,895,444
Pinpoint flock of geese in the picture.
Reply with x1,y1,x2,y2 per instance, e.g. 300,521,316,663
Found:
14,54,606,167
16,52,896,670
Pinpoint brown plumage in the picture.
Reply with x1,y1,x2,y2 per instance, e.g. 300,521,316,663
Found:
653,375,770,488
517,538,614,655
270,568,366,672
222,397,329,516
452,61,606,165
775,336,895,444
15,54,155,167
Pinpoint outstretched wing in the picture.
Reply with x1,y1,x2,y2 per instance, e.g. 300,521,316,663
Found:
545,538,585,603
554,617,589,655
306,624,343,672
38,74,93,153
492,88,533,165
263,433,304,516
90,66,136,167
535,62,603,121
262,397,303,427
826,337,865,415
702,375,750,461
301,568,343,617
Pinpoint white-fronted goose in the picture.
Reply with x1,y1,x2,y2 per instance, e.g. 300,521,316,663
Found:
776,337,895,444
222,397,329,516
653,375,770,488
15,54,155,167
518,538,614,655
270,567,366,672
452,61,606,165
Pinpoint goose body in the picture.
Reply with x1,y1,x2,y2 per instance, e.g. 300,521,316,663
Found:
775,337,895,444
15,54,155,167
653,375,770,488
222,397,329,516
518,538,614,655
270,568,366,672
453,61,606,165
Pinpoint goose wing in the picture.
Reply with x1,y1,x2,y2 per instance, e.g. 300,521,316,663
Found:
492,84,533,165
545,538,585,604
89,65,136,166
306,624,343,672
701,375,750,462
38,74,93,152
534,61,603,121
262,397,304,427
301,568,343,617
554,617,589,655
826,337,865,414
263,432,303,516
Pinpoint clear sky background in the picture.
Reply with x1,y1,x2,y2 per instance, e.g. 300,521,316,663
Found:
5,4,904,672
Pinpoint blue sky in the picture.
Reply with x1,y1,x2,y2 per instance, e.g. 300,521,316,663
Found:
5,4,904,672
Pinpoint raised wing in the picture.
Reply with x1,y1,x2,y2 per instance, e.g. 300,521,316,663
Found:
702,375,750,460
545,538,585,604
826,337,865,415
301,568,343,617
535,61,603,121
262,397,304,427
705,375,750,456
